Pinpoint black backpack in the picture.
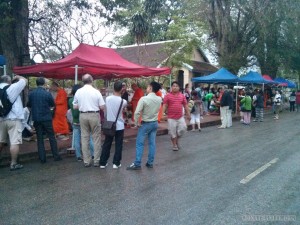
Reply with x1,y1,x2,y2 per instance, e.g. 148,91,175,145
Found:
0,85,15,117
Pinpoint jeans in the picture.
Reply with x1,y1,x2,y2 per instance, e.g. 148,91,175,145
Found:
289,101,295,111
34,120,60,161
72,124,94,158
100,130,124,166
134,121,158,166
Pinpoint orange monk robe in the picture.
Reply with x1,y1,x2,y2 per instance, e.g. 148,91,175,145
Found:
131,88,144,122
53,88,69,134
156,90,163,122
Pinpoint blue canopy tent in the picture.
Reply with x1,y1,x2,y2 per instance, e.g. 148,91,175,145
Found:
0,55,6,75
191,67,239,83
274,77,297,88
191,67,240,114
239,71,275,84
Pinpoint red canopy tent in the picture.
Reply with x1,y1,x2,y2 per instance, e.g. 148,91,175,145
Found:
13,43,170,82
263,75,287,86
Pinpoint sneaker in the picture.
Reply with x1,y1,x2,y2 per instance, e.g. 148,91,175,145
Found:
77,157,83,162
253,120,258,122
198,129,202,132
113,164,121,169
172,146,179,151
84,163,91,167
94,163,100,167
145,163,153,168
10,164,24,171
126,163,141,170
100,163,108,169
191,129,195,132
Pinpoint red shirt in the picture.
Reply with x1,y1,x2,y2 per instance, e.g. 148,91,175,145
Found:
163,92,187,119
296,92,300,104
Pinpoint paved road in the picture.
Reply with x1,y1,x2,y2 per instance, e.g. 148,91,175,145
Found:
1,112,299,225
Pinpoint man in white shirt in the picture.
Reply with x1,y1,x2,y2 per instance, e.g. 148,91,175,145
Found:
73,74,105,167
0,75,27,171
100,81,127,169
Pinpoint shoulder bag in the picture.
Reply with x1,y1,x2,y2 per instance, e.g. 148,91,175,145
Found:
102,99,123,136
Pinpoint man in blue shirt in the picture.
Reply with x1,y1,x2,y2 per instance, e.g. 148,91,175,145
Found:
27,77,62,163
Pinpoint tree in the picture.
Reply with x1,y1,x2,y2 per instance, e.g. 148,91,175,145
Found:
29,0,116,62
100,0,186,45
0,0,30,75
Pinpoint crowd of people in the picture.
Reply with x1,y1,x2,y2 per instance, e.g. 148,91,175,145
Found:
1,73,299,171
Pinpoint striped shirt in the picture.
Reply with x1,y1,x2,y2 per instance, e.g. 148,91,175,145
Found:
163,92,187,119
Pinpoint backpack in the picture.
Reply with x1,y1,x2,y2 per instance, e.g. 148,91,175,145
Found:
0,85,14,117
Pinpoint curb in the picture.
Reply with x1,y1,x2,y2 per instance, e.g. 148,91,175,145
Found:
0,116,236,167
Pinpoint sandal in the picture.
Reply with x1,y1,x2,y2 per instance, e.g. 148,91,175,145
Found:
10,164,24,171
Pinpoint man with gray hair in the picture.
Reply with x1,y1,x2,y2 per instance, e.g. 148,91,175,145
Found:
0,75,27,171
218,86,231,129
73,74,105,167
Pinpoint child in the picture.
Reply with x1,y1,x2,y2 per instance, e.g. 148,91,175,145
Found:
189,91,202,132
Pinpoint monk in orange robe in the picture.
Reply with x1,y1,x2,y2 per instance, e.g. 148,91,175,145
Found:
156,90,163,122
130,83,144,123
51,82,69,136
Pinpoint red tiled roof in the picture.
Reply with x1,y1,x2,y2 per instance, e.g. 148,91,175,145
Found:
116,41,218,74
191,61,218,74
116,43,169,68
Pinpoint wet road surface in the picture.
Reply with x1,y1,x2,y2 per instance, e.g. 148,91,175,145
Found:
1,112,300,225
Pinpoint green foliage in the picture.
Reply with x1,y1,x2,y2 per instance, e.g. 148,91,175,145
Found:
131,13,149,44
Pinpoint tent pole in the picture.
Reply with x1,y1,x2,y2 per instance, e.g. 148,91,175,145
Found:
235,82,238,115
75,65,78,84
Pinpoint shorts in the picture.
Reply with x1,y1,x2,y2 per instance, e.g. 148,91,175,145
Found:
168,117,187,138
0,120,23,145
190,113,200,124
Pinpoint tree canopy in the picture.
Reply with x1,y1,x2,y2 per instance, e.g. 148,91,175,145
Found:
0,0,299,83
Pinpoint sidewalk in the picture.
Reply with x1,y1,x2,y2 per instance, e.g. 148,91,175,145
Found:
0,113,240,167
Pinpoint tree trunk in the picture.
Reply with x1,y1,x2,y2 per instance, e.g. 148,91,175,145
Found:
0,0,30,76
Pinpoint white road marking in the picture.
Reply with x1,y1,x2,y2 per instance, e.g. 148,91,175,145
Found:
240,158,279,184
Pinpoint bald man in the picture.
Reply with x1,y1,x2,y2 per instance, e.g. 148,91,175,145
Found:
73,74,105,167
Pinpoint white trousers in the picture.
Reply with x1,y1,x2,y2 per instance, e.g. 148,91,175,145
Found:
220,106,229,128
